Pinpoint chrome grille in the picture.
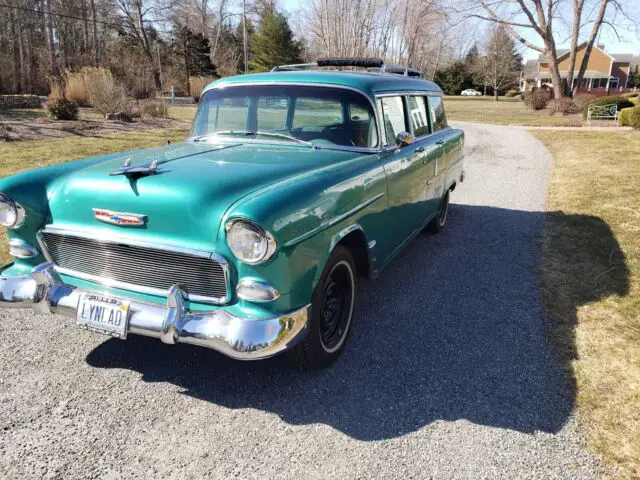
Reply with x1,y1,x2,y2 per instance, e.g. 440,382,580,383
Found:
40,230,229,302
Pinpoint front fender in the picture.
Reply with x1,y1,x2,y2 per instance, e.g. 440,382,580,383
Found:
217,153,388,306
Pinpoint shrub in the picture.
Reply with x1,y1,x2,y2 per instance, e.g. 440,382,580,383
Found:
547,97,580,115
582,95,635,118
621,92,639,99
629,107,640,129
573,93,596,109
46,98,78,120
504,88,520,98
524,88,551,110
620,106,640,127
63,70,90,106
141,100,168,118
48,77,64,102
188,76,215,102
83,68,130,116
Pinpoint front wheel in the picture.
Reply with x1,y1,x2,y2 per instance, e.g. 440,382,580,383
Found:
289,245,357,369
428,190,450,234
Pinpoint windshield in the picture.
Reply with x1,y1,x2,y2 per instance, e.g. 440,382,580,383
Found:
191,85,379,149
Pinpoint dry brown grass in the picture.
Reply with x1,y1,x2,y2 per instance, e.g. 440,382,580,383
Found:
188,76,215,101
63,69,90,106
48,77,64,101
535,130,640,478
83,68,129,115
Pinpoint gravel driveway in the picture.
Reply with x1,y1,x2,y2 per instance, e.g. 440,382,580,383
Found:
0,122,601,479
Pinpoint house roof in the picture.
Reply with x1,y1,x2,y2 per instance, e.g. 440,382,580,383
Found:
523,59,538,79
610,53,640,63
534,71,612,80
537,50,569,61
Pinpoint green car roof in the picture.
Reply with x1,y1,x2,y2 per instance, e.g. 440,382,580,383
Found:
203,71,443,99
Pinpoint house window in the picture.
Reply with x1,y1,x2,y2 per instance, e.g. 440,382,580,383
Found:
610,77,620,88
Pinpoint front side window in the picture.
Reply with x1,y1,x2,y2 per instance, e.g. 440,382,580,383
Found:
408,96,429,137
428,96,447,132
379,96,407,146
192,85,378,149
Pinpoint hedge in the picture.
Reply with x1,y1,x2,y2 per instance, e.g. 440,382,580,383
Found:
0,94,42,109
622,106,640,129
582,95,635,119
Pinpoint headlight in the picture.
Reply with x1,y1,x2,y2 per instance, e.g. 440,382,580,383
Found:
225,219,276,264
0,193,25,229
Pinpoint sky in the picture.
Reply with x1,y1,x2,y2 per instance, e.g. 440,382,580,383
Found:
280,0,640,61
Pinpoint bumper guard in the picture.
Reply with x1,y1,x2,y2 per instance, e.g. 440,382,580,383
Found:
0,262,309,360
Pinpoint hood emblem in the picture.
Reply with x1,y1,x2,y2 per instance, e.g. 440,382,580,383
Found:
93,209,147,227
110,158,159,177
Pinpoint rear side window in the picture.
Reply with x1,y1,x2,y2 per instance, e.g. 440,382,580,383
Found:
408,96,429,137
428,96,447,132
379,96,406,146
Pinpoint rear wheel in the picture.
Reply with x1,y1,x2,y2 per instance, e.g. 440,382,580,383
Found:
428,190,450,234
289,245,356,369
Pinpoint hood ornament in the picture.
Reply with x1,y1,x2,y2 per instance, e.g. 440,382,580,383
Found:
110,158,159,177
93,209,147,226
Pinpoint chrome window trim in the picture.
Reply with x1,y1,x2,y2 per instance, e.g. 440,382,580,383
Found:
194,82,384,152
375,92,451,151
407,94,432,141
37,226,231,305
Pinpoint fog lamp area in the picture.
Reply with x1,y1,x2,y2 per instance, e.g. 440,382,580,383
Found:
236,279,280,303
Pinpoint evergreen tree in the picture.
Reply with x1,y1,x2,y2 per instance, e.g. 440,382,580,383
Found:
236,19,255,74
173,26,217,83
249,8,302,72
628,65,640,89
434,61,474,95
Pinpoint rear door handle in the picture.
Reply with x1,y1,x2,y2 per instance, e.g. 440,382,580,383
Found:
436,140,445,146
414,146,425,153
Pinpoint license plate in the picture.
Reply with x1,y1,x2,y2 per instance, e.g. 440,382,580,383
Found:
76,293,130,339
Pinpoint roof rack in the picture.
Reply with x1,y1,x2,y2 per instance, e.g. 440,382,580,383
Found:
271,57,425,79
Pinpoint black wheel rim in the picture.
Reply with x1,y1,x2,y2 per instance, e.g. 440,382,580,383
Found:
438,192,449,227
319,262,354,352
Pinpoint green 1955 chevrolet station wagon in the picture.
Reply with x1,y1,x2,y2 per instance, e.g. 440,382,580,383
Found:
0,59,464,368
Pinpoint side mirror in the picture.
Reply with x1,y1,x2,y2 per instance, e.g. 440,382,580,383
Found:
395,131,413,149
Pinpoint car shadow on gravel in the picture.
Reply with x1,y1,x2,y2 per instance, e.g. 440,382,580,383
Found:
85,204,629,441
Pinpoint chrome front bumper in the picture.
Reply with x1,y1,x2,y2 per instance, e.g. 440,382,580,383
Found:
0,262,309,360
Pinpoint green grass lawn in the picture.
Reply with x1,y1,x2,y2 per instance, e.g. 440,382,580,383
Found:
536,130,640,478
445,97,583,126
168,105,197,122
0,127,189,263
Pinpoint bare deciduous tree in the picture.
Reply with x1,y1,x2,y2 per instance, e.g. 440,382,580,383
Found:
466,0,639,98
474,25,521,100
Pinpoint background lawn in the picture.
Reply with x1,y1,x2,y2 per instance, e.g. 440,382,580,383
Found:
536,130,640,478
445,97,583,126
0,126,189,263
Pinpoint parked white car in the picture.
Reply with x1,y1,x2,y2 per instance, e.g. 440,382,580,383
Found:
461,89,482,96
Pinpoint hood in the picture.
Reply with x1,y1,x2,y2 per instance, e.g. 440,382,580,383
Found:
46,141,361,251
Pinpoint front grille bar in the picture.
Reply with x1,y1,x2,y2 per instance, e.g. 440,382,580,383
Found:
37,226,231,304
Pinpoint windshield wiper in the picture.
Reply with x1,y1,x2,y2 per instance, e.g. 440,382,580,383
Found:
250,131,318,149
193,130,318,149
192,130,249,142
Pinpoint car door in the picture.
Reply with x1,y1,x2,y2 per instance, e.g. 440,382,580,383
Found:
376,94,431,259
425,95,450,201
407,95,443,221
